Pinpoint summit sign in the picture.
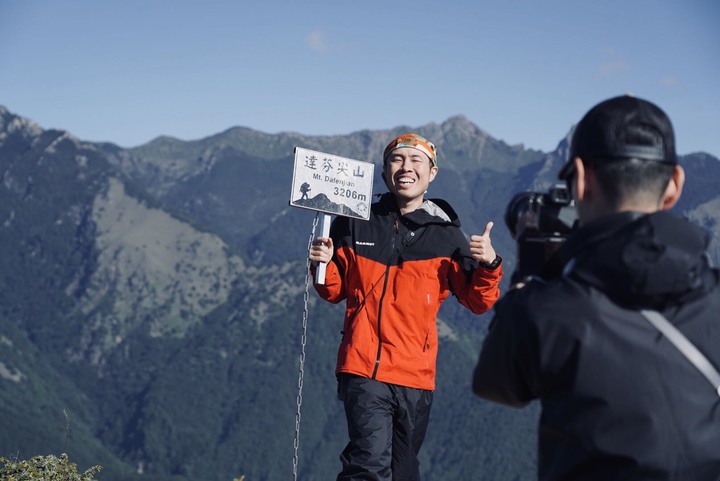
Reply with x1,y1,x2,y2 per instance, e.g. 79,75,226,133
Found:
290,147,374,221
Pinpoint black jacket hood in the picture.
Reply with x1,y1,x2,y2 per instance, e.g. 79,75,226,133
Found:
551,211,716,308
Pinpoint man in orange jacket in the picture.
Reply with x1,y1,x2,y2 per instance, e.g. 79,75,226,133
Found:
310,133,502,481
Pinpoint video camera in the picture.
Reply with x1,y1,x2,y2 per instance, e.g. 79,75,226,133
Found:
504,184,578,282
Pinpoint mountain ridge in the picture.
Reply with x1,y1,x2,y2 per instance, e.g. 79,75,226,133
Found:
1,104,718,481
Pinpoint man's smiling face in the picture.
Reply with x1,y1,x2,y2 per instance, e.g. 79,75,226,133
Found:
383,147,438,213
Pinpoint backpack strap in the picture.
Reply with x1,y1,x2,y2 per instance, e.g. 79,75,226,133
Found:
640,310,720,399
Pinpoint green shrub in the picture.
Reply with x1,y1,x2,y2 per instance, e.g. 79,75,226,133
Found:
0,453,101,481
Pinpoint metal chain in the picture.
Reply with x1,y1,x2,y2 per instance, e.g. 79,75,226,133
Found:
293,212,320,480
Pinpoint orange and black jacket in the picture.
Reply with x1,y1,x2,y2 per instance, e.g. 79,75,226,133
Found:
314,193,502,391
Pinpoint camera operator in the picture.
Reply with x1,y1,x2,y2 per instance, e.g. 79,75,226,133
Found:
472,95,720,480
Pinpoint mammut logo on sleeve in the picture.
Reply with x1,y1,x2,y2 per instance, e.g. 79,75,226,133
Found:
356,241,375,246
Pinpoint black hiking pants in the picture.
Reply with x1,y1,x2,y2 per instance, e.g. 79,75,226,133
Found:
337,374,433,481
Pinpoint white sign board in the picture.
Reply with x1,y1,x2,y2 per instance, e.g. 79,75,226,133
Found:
290,147,374,221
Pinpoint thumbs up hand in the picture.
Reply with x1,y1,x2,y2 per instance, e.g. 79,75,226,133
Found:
470,221,498,266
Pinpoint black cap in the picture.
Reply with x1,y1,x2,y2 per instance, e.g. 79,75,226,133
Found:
559,95,676,180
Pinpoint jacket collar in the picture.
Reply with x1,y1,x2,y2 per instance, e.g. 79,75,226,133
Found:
546,211,715,308
377,193,460,227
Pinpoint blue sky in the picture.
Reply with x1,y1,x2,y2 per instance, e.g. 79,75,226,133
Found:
1,0,718,157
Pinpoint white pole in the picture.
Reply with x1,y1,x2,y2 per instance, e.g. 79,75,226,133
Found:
315,213,331,285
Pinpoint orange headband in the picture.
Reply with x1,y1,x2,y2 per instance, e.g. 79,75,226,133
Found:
383,133,437,166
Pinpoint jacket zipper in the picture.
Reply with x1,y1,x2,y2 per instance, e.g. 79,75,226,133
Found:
371,216,399,379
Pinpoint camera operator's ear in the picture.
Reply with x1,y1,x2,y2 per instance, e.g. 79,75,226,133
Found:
572,157,591,202
661,165,685,211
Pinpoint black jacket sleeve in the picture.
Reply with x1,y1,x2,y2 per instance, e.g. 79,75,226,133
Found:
472,287,542,407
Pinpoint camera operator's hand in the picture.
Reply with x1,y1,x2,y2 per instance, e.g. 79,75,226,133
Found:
310,237,334,266
470,222,498,267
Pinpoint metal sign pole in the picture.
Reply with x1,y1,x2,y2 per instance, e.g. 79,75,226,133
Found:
315,213,332,285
